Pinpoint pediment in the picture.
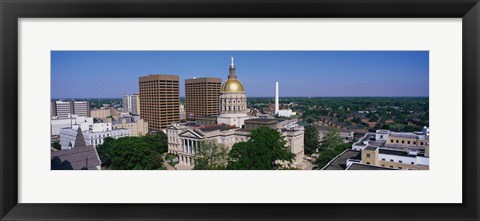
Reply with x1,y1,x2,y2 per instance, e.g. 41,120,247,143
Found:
179,129,203,139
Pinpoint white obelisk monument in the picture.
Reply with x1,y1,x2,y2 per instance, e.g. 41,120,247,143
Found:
275,81,279,115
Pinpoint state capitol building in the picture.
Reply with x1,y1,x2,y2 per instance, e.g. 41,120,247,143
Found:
166,57,305,170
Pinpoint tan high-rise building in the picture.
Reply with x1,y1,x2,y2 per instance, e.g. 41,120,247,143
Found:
185,77,222,117
139,74,180,131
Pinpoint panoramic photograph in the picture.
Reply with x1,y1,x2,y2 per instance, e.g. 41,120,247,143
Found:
50,51,429,170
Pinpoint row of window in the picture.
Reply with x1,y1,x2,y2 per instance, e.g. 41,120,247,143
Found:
381,158,415,165
390,139,424,146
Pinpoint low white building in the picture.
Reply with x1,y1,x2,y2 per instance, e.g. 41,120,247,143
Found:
277,109,296,117
59,122,130,149
51,115,94,136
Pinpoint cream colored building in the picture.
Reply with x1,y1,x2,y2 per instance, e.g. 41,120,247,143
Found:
90,108,111,119
323,127,430,170
167,121,305,170
112,116,148,136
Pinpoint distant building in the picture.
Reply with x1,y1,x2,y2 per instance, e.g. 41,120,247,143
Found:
51,127,101,170
139,74,180,130
322,127,430,170
112,115,148,136
185,77,222,117
90,108,111,119
277,109,296,118
179,103,186,120
51,100,90,118
59,122,130,149
122,94,140,115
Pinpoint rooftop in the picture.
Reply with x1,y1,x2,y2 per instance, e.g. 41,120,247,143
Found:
364,146,378,151
390,132,418,139
346,163,396,170
198,124,237,132
195,116,218,120
244,118,277,124
51,145,101,170
322,150,361,170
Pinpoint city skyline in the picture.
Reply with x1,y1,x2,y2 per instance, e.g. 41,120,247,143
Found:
51,51,429,98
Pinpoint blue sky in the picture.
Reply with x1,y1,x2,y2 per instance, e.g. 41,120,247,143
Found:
51,51,429,98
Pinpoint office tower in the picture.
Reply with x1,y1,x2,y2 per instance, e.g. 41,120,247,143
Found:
51,100,90,118
139,74,180,131
122,95,131,113
73,101,90,117
185,77,222,117
131,94,140,115
122,94,140,115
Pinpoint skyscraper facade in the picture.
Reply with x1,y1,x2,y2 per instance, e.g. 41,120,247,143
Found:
51,100,90,118
185,77,222,117
122,94,141,115
139,74,180,131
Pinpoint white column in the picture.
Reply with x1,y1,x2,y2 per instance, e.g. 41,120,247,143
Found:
183,139,187,153
275,81,279,114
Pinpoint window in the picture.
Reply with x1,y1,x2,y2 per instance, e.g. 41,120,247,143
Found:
402,140,404,144
396,140,399,143
411,162,415,165
398,167,402,169
399,160,403,163
421,142,424,145
366,162,370,165
381,164,385,167
366,153,371,158
407,141,411,144
414,141,416,145
390,166,394,168
382,158,385,161
390,159,394,162
391,139,394,143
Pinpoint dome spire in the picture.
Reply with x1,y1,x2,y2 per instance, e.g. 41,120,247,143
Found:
228,56,237,79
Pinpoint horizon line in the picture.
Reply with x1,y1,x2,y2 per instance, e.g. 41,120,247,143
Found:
52,96,429,99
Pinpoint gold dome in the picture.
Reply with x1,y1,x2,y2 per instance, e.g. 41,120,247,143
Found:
221,79,245,92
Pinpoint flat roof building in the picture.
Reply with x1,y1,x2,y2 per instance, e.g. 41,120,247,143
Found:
51,100,90,118
324,127,430,170
185,77,222,118
139,74,180,130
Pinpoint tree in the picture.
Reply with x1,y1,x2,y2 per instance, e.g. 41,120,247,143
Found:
143,131,168,153
194,140,229,170
108,137,164,170
51,142,61,150
227,127,294,170
319,128,343,150
96,132,168,170
315,128,351,168
304,125,319,154
97,137,115,167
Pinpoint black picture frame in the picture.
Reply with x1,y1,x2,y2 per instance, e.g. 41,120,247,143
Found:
1,0,479,220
